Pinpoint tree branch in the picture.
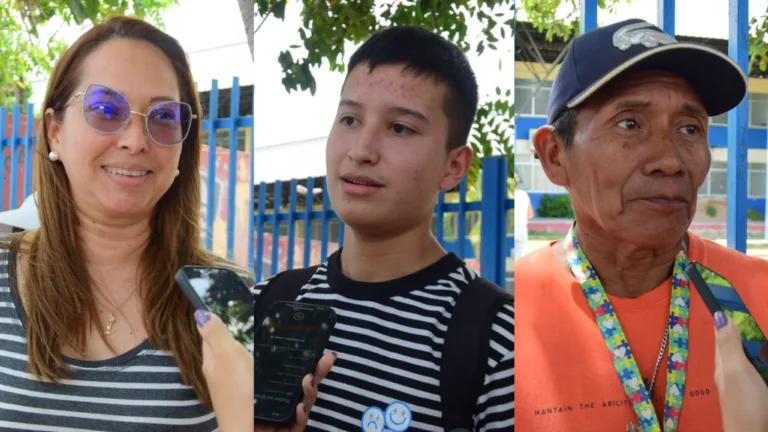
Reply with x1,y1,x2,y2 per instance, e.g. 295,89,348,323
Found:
431,2,438,31
254,10,272,34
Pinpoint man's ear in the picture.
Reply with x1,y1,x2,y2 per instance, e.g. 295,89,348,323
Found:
533,125,570,188
439,145,473,191
44,108,61,154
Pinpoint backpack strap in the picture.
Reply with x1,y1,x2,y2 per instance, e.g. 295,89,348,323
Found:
253,266,319,326
441,277,513,431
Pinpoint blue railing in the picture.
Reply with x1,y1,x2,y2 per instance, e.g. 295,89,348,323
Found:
0,77,255,268
0,77,516,285
0,104,36,211
253,156,514,288
201,78,255,265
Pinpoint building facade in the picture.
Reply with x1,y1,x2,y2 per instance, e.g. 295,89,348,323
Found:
514,22,768,222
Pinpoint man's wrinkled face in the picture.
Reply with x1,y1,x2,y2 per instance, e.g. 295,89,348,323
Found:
541,71,711,246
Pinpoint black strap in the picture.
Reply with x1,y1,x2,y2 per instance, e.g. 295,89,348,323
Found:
253,266,319,326
441,277,513,431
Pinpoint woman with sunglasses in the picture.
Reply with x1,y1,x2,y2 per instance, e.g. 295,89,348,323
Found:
0,16,333,431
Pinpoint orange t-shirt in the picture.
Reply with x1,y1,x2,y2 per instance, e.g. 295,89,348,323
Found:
515,232,768,432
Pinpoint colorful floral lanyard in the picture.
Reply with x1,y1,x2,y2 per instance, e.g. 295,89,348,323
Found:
565,225,691,432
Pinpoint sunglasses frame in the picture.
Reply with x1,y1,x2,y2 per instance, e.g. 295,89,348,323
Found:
62,83,198,147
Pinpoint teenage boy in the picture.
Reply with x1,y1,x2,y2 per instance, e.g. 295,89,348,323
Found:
254,26,514,432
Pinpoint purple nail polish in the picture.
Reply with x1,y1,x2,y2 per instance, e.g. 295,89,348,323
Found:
194,309,211,327
303,404,308,414
715,311,727,330
311,378,316,388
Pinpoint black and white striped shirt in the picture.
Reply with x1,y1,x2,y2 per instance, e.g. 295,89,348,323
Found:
254,251,515,431
0,248,218,431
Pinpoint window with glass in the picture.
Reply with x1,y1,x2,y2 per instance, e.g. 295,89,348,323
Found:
701,161,728,196
514,153,568,193
750,93,768,128
749,162,767,198
710,112,728,126
515,79,553,117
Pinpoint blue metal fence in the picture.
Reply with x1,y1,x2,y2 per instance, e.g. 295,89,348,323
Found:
0,76,516,285
0,104,36,209
0,77,255,263
252,156,514,289
201,78,255,264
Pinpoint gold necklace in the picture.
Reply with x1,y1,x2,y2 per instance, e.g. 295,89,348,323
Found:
87,265,141,336
86,263,142,336
101,285,140,335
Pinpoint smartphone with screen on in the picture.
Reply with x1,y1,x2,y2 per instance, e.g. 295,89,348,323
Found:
254,301,336,427
175,266,254,352
686,261,768,385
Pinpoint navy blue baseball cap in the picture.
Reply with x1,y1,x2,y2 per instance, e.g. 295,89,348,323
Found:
547,18,748,124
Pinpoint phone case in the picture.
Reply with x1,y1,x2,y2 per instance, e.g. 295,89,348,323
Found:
686,261,768,383
254,301,337,427
174,266,208,311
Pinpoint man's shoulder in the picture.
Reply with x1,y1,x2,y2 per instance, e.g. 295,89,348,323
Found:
515,242,559,277
693,233,768,292
694,233,768,273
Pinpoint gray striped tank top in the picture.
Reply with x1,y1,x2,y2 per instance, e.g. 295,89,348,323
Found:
0,248,219,431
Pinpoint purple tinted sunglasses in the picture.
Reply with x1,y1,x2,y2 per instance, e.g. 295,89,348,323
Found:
62,84,197,146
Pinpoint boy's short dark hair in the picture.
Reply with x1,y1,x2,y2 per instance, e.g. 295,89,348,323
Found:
347,26,479,150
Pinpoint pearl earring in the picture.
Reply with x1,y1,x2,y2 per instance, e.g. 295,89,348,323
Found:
48,151,59,162
175,169,180,177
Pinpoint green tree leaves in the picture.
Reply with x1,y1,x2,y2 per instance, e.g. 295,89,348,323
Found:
254,0,515,184
1,0,176,106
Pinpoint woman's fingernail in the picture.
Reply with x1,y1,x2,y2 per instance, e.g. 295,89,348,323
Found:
311,377,316,388
332,352,338,359
194,309,211,327
715,311,728,330
303,403,308,414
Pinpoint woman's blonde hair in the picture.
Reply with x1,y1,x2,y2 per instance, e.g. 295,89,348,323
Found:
22,16,216,403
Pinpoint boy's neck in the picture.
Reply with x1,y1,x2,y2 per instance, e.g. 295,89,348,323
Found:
339,221,446,283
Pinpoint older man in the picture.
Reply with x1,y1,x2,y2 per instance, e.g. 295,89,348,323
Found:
516,18,768,432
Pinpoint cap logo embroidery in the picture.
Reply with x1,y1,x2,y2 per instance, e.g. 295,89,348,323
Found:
612,22,677,51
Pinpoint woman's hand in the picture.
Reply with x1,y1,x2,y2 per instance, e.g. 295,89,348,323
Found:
195,309,254,432
713,311,768,432
255,352,336,432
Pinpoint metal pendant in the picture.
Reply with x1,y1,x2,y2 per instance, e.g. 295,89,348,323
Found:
626,422,643,432
104,313,116,335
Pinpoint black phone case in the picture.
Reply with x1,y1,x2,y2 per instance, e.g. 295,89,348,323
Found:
685,262,723,315
174,266,210,311
686,261,768,383
254,301,337,427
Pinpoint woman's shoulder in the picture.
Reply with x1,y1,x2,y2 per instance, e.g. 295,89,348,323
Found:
0,230,30,256
0,229,37,249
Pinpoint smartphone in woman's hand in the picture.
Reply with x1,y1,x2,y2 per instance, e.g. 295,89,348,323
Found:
175,266,254,352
